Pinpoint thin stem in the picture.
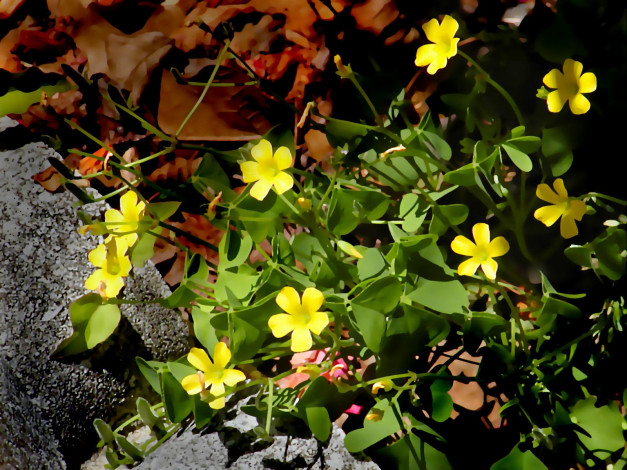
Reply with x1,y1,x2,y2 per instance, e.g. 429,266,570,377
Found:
457,50,524,127
266,378,274,435
175,40,231,137
158,220,219,252
583,192,627,206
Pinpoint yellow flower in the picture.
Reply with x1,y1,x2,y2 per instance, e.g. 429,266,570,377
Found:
240,139,294,201
269,287,329,353
104,191,146,246
181,343,246,409
451,223,510,280
534,179,587,239
414,15,460,75
84,236,132,298
365,409,383,421
371,379,394,394
542,59,596,114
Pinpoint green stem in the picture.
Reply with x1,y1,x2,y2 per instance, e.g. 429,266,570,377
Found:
265,378,274,435
457,50,524,127
583,192,627,206
175,40,231,138
348,74,383,127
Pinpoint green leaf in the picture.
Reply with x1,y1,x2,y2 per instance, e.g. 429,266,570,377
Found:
231,296,280,362
146,201,181,221
136,398,160,428
540,296,581,320
444,163,477,187
571,396,626,457
542,127,574,177
344,399,402,453
490,444,547,470
191,305,219,353
429,204,469,236
160,371,193,423
167,361,197,382
501,144,533,172
357,248,387,280
325,117,368,144
0,80,71,116
305,406,332,442
84,303,121,349
131,229,158,268
192,395,214,429
507,136,541,154
430,379,453,422
351,277,402,353
419,130,452,160
592,228,626,281
55,294,121,355
115,435,144,461
136,357,162,394
93,418,115,446
373,432,452,470
407,278,469,314
564,245,592,268
399,193,428,232
218,230,253,271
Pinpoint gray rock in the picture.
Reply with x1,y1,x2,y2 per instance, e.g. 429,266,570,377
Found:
0,137,189,469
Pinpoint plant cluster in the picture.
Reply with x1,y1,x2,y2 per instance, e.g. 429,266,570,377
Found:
1,1,626,469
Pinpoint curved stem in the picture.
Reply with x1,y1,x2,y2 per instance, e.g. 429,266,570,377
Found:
175,40,231,138
457,50,524,127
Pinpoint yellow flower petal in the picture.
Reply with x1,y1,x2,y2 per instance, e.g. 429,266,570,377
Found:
249,179,274,201
301,287,324,313
563,58,583,80
472,223,491,246
552,178,569,199
307,311,329,336
120,191,138,215
209,396,225,409
578,72,597,94
536,183,562,205
209,381,225,398
487,236,510,257
542,68,563,88
103,276,125,298
291,327,313,352
567,200,587,221
268,313,297,338
569,93,590,115
414,44,439,68
182,373,206,395
272,171,294,195
534,204,566,227
439,15,459,42
84,270,105,291
212,342,231,370
222,369,246,387
187,347,213,372
372,380,393,394
559,213,580,239
88,244,107,268
273,146,293,170
276,286,302,315
251,139,273,163
481,259,499,280
451,235,477,256
546,90,566,113
426,56,448,75
240,161,260,183
458,258,481,277
421,18,442,44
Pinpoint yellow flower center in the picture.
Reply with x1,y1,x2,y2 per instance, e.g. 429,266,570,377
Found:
208,369,224,382
568,83,579,97
474,245,491,262
258,160,280,180
105,246,121,275
293,310,311,328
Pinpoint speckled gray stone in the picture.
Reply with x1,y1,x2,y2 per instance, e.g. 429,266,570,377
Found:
0,133,189,469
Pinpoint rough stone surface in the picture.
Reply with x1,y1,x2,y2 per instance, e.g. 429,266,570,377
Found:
0,135,189,469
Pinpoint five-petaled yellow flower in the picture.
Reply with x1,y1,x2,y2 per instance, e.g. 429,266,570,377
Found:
240,139,294,201
534,178,586,239
105,191,147,246
414,15,460,75
181,343,246,409
542,59,597,115
451,223,510,280
269,287,329,353
84,236,132,298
